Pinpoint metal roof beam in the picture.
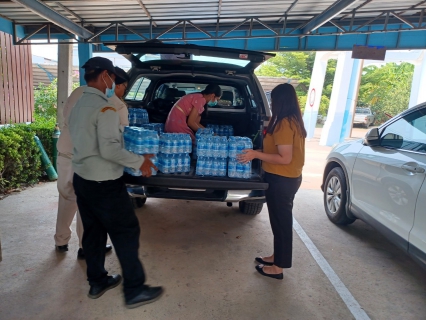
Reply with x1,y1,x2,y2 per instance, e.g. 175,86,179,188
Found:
11,0,92,38
54,2,83,23
302,0,359,34
136,0,157,27
279,0,299,23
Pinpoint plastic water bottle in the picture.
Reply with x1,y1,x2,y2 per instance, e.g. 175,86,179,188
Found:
177,154,183,172
228,138,237,159
220,158,227,177
196,157,205,175
228,159,236,178
184,154,190,172
211,158,219,176
205,157,212,176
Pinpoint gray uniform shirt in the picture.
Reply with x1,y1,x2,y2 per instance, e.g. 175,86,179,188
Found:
69,86,144,181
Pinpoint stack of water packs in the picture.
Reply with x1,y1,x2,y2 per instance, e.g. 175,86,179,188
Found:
128,108,149,126
123,127,159,176
227,137,253,179
195,125,252,179
206,124,234,138
157,133,192,174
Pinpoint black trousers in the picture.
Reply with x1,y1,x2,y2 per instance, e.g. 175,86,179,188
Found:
73,173,145,300
264,172,302,268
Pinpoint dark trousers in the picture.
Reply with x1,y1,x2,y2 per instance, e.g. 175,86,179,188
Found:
73,173,145,300
264,172,302,268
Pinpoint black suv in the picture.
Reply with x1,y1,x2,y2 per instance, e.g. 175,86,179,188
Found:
112,42,274,215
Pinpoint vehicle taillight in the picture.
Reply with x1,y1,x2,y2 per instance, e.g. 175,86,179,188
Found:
263,117,270,136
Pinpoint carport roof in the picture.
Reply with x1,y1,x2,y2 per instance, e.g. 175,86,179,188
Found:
1,0,426,51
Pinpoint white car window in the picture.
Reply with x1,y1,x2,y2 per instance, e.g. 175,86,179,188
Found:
381,108,426,153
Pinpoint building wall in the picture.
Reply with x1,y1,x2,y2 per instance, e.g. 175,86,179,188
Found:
0,31,34,124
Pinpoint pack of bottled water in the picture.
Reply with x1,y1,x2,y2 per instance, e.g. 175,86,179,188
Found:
196,157,227,177
159,133,192,154
124,156,158,176
206,124,234,137
141,123,164,135
226,137,253,179
128,108,149,126
227,158,252,179
228,136,253,159
196,136,228,158
157,153,191,174
123,127,159,155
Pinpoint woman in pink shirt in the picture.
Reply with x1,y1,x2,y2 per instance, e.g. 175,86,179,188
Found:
165,84,222,141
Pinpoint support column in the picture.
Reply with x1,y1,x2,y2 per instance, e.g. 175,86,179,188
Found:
303,52,329,139
78,43,93,86
57,40,72,129
320,51,355,146
340,58,363,141
409,51,426,108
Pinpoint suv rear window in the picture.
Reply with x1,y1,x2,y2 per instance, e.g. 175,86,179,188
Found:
154,82,245,110
356,108,371,114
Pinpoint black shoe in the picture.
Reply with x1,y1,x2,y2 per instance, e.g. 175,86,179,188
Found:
88,274,122,299
77,245,113,260
125,286,164,309
255,257,273,266
255,265,283,280
56,244,68,252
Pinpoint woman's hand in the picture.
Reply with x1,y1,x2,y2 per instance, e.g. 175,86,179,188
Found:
237,149,258,163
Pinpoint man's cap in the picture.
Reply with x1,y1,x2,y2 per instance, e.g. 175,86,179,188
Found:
114,67,130,85
82,57,115,75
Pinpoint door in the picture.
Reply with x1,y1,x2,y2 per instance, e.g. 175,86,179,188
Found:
351,107,426,247
409,179,426,265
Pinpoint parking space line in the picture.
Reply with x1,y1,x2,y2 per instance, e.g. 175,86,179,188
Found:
293,218,370,320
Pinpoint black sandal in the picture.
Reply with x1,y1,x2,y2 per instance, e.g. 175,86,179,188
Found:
255,265,283,280
255,257,273,266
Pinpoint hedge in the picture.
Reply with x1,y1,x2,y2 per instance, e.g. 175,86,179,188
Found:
0,117,56,193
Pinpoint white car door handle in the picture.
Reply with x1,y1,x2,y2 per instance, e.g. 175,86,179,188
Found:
402,164,425,173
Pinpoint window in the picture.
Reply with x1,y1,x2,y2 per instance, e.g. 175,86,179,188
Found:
153,82,245,109
125,77,151,101
380,108,426,153
356,108,372,115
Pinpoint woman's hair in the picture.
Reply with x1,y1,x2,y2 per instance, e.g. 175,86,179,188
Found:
84,68,113,83
266,83,307,138
201,84,222,97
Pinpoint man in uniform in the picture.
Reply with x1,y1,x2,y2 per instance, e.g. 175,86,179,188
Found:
69,57,163,308
54,68,131,259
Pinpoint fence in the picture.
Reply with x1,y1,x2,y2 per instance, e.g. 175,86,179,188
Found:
0,31,34,124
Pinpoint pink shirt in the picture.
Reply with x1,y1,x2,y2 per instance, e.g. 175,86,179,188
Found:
165,93,206,141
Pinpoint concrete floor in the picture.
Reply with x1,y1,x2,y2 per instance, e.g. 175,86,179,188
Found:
1,128,425,320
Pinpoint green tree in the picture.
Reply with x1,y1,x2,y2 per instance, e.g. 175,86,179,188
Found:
256,52,336,117
358,62,414,124
34,79,79,122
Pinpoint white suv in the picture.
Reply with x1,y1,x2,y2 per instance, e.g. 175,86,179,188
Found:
322,103,426,269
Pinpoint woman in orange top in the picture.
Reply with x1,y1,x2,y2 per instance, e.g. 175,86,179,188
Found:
238,83,306,280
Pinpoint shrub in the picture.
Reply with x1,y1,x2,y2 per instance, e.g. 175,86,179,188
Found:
0,125,42,193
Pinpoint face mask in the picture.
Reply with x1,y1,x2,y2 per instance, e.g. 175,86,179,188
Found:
207,98,218,107
103,74,116,98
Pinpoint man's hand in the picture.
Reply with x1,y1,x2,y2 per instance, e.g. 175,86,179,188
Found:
140,154,158,177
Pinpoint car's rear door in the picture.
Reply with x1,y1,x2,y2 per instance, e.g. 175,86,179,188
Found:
351,107,426,250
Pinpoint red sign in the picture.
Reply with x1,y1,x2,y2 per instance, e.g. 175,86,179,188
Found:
309,88,316,107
